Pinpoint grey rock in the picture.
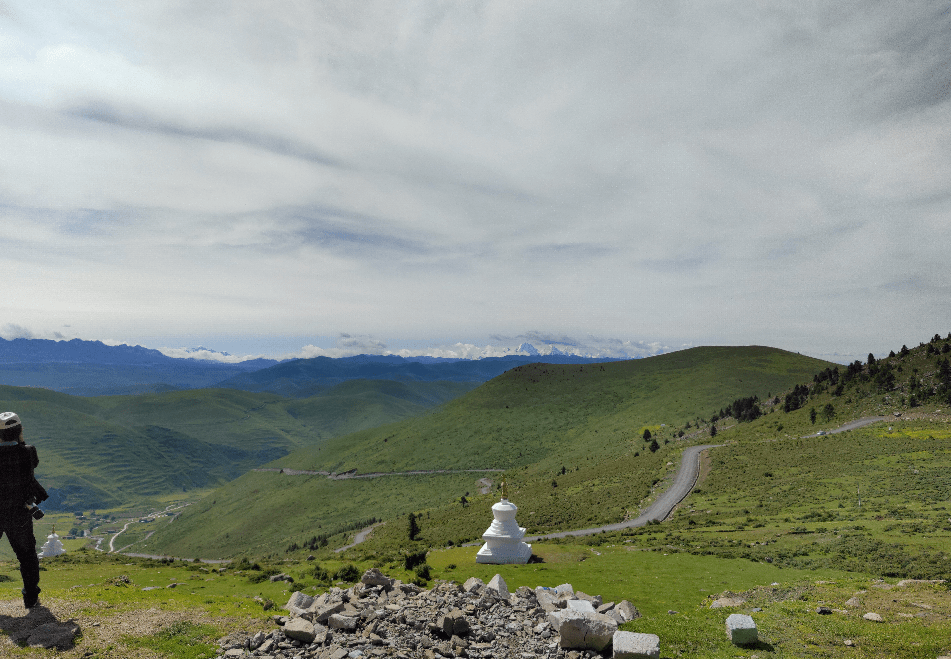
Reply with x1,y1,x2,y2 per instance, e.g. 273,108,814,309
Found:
249,630,266,650
463,577,485,593
287,591,315,616
329,614,359,631
863,612,884,623
725,614,757,646
615,600,640,622
309,601,346,623
486,574,510,601
361,568,394,588
613,631,660,659
596,601,616,614
284,618,316,643
534,587,564,613
565,600,596,614
556,611,617,651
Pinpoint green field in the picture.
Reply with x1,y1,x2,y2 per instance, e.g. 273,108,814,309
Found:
1,546,947,658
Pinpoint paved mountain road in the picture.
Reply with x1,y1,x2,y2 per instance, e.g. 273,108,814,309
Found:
523,443,721,542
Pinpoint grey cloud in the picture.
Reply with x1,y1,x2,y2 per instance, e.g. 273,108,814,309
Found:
0,324,36,340
67,102,347,169
334,333,388,355
273,206,436,258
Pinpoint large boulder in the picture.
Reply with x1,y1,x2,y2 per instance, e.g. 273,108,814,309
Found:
566,599,596,614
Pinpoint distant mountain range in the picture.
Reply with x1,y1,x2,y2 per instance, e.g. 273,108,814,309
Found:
216,353,624,397
0,337,280,395
0,337,621,397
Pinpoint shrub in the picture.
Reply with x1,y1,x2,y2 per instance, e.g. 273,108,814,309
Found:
404,549,428,570
414,564,432,581
334,564,360,582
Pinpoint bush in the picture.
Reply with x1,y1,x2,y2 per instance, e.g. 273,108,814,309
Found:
414,564,432,581
404,549,428,570
334,564,360,582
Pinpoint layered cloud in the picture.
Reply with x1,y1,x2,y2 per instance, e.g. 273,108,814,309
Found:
2,1,949,360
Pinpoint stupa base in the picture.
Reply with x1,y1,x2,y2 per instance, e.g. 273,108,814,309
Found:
476,541,532,564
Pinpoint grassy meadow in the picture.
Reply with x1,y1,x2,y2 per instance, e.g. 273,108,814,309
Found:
2,544,947,658
4,339,951,656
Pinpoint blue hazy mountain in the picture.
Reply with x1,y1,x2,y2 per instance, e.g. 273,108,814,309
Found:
0,337,621,397
0,337,279,395
213,353,622,397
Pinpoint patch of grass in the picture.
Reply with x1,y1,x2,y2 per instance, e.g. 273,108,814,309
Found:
126,620,219,659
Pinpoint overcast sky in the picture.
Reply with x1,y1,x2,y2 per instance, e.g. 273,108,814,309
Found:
2,1,949,363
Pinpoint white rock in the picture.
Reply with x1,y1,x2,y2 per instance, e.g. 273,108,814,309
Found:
566,599,596,613
725,613,757,646
613,631,660,659
863,612,884,622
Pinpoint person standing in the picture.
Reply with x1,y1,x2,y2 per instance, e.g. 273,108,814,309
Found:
0,412,42,608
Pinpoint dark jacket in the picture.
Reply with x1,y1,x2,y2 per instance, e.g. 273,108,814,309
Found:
0,442,45,514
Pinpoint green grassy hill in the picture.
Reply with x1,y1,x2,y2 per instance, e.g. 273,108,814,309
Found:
0,379,475,511
145,346,833,557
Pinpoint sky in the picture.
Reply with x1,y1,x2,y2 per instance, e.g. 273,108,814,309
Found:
2,1,950,363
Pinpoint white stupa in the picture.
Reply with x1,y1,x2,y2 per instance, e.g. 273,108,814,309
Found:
476,481,532,564
38,528,65,558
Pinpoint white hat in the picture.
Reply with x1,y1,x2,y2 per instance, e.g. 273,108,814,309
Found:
0,412,21,429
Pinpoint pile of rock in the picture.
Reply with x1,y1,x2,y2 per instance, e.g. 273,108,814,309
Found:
216,569,647,659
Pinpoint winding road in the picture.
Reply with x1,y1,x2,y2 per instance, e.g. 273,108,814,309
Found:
523,443,721,542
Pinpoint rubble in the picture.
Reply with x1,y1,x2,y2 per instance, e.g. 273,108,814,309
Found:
214,569,642,658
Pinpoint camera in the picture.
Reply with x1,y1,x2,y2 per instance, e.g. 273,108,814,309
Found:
26,504,44,521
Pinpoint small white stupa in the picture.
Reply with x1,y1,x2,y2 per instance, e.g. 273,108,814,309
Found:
38,528,65,558
476,480,532,564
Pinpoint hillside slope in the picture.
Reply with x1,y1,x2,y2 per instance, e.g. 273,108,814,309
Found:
1,379,474,510
146,346,833,557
